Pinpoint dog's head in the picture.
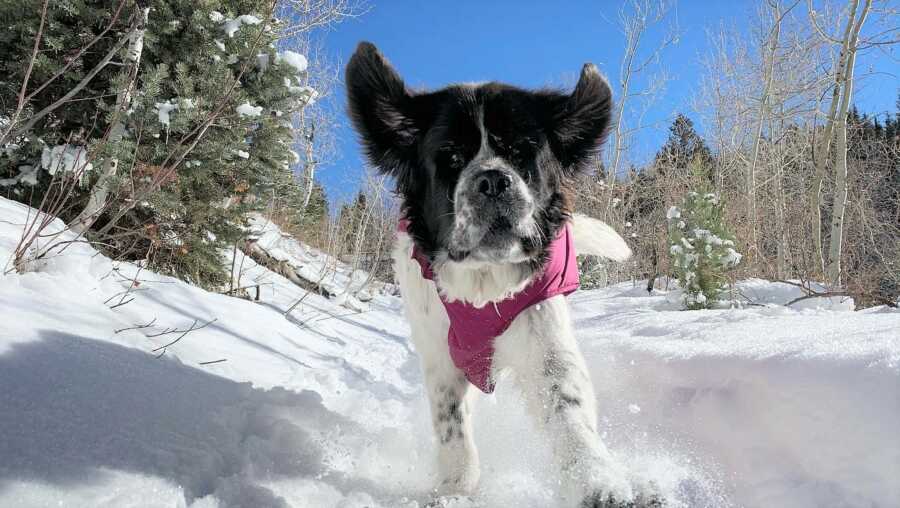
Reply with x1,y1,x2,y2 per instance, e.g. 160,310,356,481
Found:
346,42,612,269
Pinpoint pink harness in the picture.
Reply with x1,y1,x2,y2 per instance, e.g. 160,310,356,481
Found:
399,220,580,393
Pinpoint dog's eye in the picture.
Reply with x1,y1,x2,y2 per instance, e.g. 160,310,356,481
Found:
449,152,464,169
437,147,465,171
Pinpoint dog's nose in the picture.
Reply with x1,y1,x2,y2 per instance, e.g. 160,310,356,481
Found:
475,170,512,197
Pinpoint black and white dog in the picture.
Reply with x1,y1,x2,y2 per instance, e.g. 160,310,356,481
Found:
346,42,647,508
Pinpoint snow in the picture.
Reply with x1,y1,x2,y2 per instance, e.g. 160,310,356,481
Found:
0,164,38,187
277,52,316,104
155,100,178,127
282,77,319,103
666,206,681,220
1,196,898,508
2,141,20,157
209,11,224,23
40,144,93,175
235,150,249,159
236,102,263,117
280,51,308,73
296,86,319,103
223,15,262,38
257,52,270,71
722,247,742,266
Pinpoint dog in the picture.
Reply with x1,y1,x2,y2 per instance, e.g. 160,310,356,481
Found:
346,42,647,508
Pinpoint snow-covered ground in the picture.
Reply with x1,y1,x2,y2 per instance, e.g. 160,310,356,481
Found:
0,196,897,508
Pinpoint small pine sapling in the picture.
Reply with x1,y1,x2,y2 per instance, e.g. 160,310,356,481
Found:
667,166,741,309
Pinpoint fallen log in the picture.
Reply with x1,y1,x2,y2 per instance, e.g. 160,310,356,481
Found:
239,239,333,298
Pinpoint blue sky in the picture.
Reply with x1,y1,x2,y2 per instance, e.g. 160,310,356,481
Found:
313,0,899,205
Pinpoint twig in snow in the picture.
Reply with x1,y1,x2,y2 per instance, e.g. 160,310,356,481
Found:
152,318,217,354
145,318,212,337
732,286,768,307
222,284,262,301
777,279,815,292
103,287,147,304
308,308,370,324
114,317,158,334
115,248,150,307
199,358,228,365
284,289,314,316
786,291,852,307
108,297,134,309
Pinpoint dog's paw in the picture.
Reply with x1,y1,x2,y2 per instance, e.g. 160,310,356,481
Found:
580,490,623,508
580,491,665,508
435,464,480,497
424,494,480,508
633,492,665,508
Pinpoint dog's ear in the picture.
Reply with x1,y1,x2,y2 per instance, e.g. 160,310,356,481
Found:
346,42,429,184
544,63,613,174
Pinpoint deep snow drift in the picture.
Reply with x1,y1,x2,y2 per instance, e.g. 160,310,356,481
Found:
0,196,897,508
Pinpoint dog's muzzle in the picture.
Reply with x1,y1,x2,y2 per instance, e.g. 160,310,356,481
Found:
449,161,535,262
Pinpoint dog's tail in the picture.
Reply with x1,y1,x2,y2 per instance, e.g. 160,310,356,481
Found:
571,213,632,262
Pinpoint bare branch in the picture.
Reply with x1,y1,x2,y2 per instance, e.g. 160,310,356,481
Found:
152,318,218,354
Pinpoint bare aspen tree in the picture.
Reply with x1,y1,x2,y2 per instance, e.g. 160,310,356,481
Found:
573,0,678,286
290,38,340,213
746,1,800,260
808,0,873,285
607,0,678,190
579,0,897,303
277,0,366,37
825,0,871,286
698,0,834,275
808,3,852,272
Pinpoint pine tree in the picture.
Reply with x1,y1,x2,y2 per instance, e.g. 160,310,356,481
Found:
0,0,133,199
667,160,741,310
653,114,714,179
1,0,320,288
110,1,318,286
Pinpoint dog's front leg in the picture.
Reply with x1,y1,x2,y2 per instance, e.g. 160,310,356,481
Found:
409,313,480,495
421,358,479,495
395,237,480,495
493,295,632,507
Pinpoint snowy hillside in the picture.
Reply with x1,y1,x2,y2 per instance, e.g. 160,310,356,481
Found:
1,196,898,508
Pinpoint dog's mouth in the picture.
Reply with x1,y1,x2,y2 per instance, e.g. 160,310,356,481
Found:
447,215,533,264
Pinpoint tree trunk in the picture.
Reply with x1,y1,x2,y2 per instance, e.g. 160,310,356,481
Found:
70,7,148,234
301,121,317,210
747,0,783,264
810,0,858,277
608,33,635,188
774,115,787,279
826,0,871,286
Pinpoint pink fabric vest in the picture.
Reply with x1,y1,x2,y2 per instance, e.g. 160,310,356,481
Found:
398,220,580,393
